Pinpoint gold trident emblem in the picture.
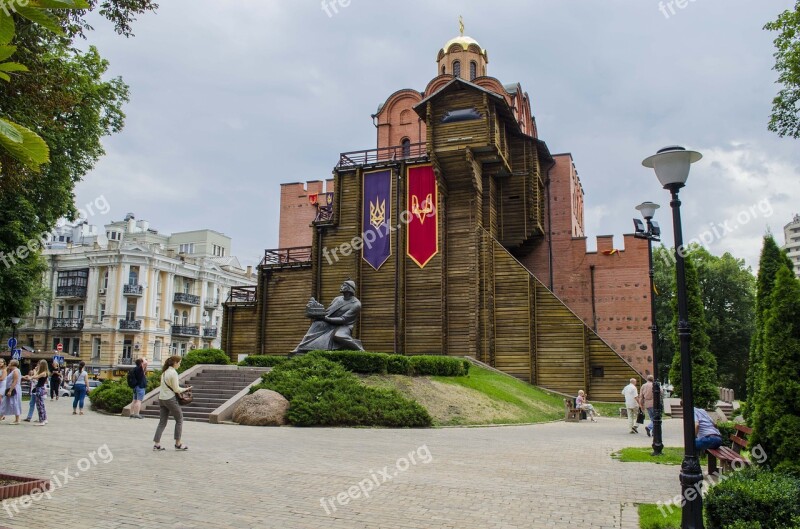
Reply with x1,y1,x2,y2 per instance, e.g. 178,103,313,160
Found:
369,197,386,229
411,193,434,225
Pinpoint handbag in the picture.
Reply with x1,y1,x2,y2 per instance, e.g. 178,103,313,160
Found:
6,388,16,398
636,409,645,424
175,388,193,406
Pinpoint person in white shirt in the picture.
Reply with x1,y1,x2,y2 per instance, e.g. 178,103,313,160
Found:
152,356,192,451
622,378,640,434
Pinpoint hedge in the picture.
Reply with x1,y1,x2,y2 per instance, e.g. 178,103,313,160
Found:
307,350,469,377
89,380,132,414
176,348,230,373
251,355,432,427
705,468,800,529
238,355,288,368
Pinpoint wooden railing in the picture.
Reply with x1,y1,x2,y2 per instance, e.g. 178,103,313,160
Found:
228,286,256,303
337,142,426,168
260,247,312,267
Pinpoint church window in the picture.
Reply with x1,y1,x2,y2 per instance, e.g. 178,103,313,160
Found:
470,61,477,81
452,60,461,78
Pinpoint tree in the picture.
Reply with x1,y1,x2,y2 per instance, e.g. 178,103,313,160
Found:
765,1,800,138
745,235,795,422
750,267,800,474
654,245,755,398
690,246,756,397
0,1,155,323
668,252,720,410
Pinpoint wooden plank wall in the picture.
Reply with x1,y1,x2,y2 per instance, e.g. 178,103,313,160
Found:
587,333,639,401
220,303,258,360
262,268,313,355
490,237,532,380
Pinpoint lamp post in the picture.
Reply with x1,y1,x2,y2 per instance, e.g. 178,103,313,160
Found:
633,201,663,456
643,146,703,529
11,316,20,352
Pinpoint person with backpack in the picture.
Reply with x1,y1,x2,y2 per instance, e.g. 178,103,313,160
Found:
129,358,148,419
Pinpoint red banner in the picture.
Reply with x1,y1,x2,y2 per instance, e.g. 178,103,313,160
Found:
406,165,438,268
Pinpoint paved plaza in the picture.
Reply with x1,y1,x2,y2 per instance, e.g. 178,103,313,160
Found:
2,399,689,529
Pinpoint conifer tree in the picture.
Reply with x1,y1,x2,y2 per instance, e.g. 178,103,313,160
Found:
669,253,719,410
744,235,794,422
750,267,800,473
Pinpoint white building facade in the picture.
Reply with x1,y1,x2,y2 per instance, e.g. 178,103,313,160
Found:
18,214,256,377
785,214,800,278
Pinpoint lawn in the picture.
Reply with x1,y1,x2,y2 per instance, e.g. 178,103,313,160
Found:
638,503,681,529
612,446,707,465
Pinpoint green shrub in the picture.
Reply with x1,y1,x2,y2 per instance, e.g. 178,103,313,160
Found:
252,355,432,427
409,355,470,376
146,370,161,393
310,350,389,374
387,354,412,375
177,348,230,373
716,421,736,448
705,468,800,529
238,355,288,368
89,380,133,414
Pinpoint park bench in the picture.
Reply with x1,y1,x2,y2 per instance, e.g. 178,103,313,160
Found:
707,424,752,475
564,398,586,422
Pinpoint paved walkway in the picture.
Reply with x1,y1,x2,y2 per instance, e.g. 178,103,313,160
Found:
1,399,688,529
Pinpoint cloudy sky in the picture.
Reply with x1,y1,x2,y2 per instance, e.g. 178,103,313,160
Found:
73,0,800,271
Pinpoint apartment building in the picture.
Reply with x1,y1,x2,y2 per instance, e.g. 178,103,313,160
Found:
784,213,800,278
17,214,256,377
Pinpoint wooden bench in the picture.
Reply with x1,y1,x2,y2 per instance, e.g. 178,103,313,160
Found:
707,424,752,475
564,398,586,422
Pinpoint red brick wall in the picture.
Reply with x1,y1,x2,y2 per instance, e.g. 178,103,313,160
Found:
522,155,653,376
278,179,335,249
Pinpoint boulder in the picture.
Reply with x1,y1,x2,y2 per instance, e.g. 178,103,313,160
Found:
233,389,289,426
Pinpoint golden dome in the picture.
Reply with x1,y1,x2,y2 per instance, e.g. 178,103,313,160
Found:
441,35,485,55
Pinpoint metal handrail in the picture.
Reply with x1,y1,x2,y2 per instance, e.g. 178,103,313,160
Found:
337,142,426,168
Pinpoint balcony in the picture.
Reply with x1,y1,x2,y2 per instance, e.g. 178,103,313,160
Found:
172,325,200,337
227,286,256,303
204,298,219,309
117,356,134,366
56,285,87,299
174,293,201,306
337,142,426,168
203,327,218,338
123,284,144,296
119,319,142,331
260,247,312,269
52,318,84,331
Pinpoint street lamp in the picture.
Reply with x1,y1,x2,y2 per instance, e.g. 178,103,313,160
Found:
643,146,703,529
10,316,20,349
633,201,663,456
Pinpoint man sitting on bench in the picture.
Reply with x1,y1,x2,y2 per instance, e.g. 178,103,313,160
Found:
694,405,723,452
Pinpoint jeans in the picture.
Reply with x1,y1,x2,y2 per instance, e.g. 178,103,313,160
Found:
72,384,87,410
696,435,723,451
153,397,183,444
646,407,655,431
26,393,36,419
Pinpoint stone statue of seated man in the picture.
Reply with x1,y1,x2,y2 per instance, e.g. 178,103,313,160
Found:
290,280,364,355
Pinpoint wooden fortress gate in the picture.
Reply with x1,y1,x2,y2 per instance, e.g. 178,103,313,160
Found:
222,78,638,400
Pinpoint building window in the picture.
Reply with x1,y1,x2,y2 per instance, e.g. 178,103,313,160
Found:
98,303,106,320
183,280,191,294
92,337,101,361
77,305,84,320
103,270,109,289
126,300,136,321
173,310,179,325
57,305,64,319
170,342,178,355
180,342,188,356
154,341,162,362
72,338,80,356
441,65,445,75
57,269,89,289
182,310,188,326
128,266,139,285
401,138,411,158
469,61,477,81
67,305,74,319
179,243,195,254
52,338,61,351
452,60,461,77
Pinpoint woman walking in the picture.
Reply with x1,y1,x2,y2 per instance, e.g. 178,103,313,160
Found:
153,356,192,451
72,361,89,415
0,359,22,423
26,359,48,426
0,359,6,410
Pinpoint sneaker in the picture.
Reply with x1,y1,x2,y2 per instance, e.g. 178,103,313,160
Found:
646,428,652,438
174,444,188,451
34,421,47,426
135,415,143,419
23,418,31,422
153,445,165,451
630,429,637,434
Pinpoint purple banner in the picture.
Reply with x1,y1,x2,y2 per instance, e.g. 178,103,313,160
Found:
362,170,392,270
